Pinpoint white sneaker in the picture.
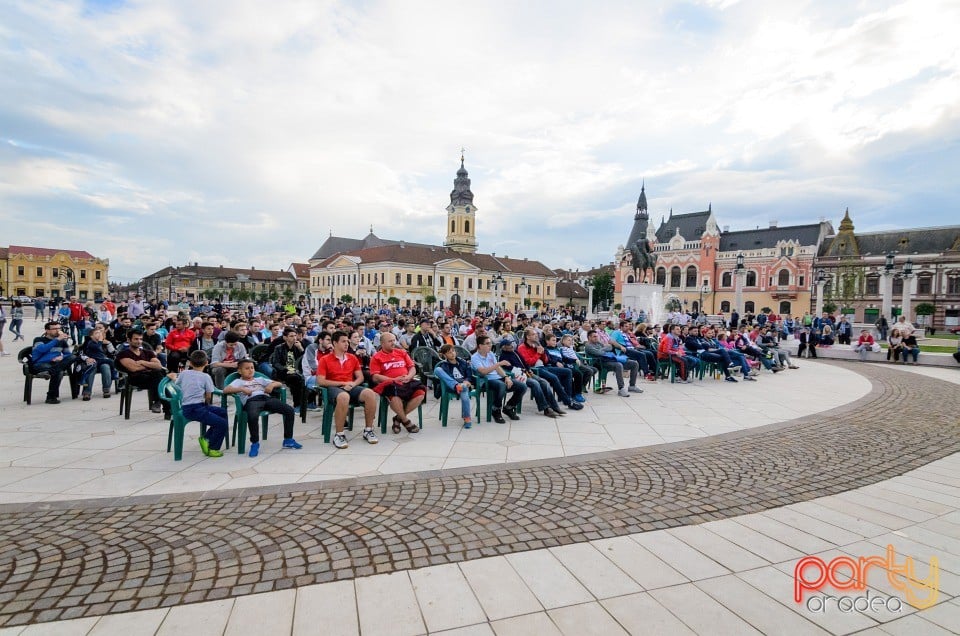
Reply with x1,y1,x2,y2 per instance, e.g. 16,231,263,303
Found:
332,433,349,449
617,388,630,397
363,429,379,444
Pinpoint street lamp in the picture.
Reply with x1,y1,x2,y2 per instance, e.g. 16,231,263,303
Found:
901,258,915,324
492,272,504,313
699,283,709,315
814,269,827,318
520,276,527,311
734,252,745,314
881,253,896,321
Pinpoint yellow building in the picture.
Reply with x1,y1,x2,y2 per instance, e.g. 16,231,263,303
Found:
1,245,109,300
309,158,559,312
141,264,297,302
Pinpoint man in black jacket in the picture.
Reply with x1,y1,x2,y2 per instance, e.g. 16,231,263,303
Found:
269,327,305,408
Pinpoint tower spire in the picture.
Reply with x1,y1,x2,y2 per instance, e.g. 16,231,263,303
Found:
635,181,648,220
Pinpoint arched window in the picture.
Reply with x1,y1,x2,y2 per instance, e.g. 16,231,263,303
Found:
691,301,699,313
685,266,697,288
778,269,790,286
451,220,456,233
746,271,757,287
464,220,470,233
779,301,792,314
721,272,732,288
655,268,666,285
744,301,755,313
626,275,635,284
670,267,682,288
720,301,730,312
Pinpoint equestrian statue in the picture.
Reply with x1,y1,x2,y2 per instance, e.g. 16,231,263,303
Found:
629,233,658,284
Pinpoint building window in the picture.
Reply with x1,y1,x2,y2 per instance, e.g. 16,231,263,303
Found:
406,274,412,285
52,268,59,278
721,272,732,288
720,301,730,312
468,278,473,289
546,286,551,295
655,268,666,286
866,276,879,295
439,276,445,287
779,301,792,314
454,277,459,289
37,267,44,277
393,273,400,285
917,276,932,294
670,267,681,288
428,276,433,286
778,269,790,286
417,274,423,285
746,271,757,287
948,278,960,294
451,220,456,233
892,277,903,295
514,284,519,294
799,275,805,288
17,266,24,276
744,301,755,313
465,220,470,233
80,270,87,279
685,266,697,288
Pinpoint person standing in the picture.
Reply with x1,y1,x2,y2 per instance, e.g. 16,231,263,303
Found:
0,303,8,357
33,297,46,321
9,300,24,341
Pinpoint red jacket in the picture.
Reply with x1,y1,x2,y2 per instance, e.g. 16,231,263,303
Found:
165,328,195,352
517,342,547,368
69,301,84,322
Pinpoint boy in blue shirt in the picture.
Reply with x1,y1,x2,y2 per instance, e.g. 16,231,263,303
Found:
170,351,228,457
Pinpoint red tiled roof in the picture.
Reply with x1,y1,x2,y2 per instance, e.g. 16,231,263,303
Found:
7,245,98,260
312,243,557,277
289,263,311,278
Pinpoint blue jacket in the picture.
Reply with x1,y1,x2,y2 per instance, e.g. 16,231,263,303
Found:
31,336,72,365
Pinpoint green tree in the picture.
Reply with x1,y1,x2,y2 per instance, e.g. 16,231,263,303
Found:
532,301,541,309
523,297,532,308
478,300,489,309
589,271,614,311
915,302,935,316
340,294,353,304
387,296,400,307
822,301,838,314
425,294,437,307
282,287,295,301
257,292,270,303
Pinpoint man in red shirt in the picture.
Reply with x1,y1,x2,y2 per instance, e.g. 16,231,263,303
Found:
316,330,379,449
68,296,86,345
370,332,425,434
164,317,195,372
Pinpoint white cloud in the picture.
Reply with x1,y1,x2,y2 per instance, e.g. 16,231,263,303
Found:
0,0,957,280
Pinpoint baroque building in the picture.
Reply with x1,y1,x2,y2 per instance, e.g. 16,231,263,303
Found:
815,210,960,330
0,245,110,301
614,186,833,317
309,159,560,313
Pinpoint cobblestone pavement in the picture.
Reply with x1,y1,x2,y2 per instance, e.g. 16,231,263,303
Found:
0,362,957,627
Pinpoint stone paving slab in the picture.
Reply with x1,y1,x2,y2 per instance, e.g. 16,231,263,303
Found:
0,362,958,627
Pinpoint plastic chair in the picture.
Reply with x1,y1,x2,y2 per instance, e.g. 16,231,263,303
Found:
437,367,480,427
656,357,677,383
320,386,370,442
222,371,287,454
158,378,226,460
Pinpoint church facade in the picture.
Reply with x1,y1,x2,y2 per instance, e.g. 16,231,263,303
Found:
308,158,563,313
614,185,833,318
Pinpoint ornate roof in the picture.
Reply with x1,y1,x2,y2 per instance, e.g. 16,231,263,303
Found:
6,245,99,260
819,225,960,257
654,210,711,243
449,158,474,207
720,223,828,252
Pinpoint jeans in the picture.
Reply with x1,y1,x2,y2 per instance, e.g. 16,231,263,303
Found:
182,403,229,450
902,346,919,363
725,349,752,375
82,359,116,394
697,351,731,377
536,366,573,405
522,374,561,412
70,320,86,345
435,367,472,419
243,395,295,442
623,348,653,375
273,369,304,408
31,354,77,399
483,377,526,411
9,319,22,340
598,358,639,389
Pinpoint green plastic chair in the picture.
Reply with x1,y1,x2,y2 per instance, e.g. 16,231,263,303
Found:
158,378,226,461
435,361,479,427
222,371,288,454
320,385,372,442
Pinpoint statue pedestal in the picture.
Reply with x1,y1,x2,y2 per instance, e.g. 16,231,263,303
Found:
621,283,665,326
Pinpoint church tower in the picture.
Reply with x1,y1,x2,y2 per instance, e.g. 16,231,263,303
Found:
444,153,478,253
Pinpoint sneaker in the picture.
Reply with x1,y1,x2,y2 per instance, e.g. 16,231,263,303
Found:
492,410,506,424
149,402,162,413
362,429,379,444
198,436,210,456
463,418,472,429
788,365,799,369
645,374,657,381
543,408,558,418
617,388,630,397
282,438,303,449
567,401,584,410
503,406,520,421
305,403,319,410
573,394,585,403
725,376,738,383
208,449,223,458
82,394,91,401
103,391,111,398
743,375,757,381
45,397,61,405
772,367,782,373
627,385,643,393
333,433,349,449
248,442,260,458
599,386,613,393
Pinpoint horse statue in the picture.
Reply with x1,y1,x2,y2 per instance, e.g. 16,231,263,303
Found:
628,233,658,283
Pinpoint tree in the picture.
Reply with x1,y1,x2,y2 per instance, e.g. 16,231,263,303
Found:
523,298,532,308
588,271,614,311
478,300,489,309
822,301,838,314
425,294,437,307
282,287,295,301
387,296,400,307
915,302,935,316
340,294,354,304
532,301,541,309
257,292,270,303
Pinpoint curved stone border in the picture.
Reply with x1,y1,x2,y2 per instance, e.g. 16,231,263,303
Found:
0,361,957,627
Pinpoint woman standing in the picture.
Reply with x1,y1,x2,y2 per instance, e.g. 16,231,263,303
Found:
9,300,24,341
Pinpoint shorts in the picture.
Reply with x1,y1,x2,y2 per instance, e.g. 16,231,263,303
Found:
327,385,366,405
380,379,426,401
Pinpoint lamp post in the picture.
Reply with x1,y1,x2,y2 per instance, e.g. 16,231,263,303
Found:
814,269,827,317
492,272,504,314
586,282,594,319
881,252,895,322
699,283,709,316
900,258,914,324
734,252,745,315
520,276,527,312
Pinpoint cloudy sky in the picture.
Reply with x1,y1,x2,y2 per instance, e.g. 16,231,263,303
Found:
2,0,958,282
